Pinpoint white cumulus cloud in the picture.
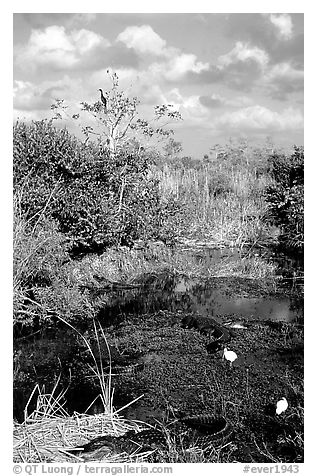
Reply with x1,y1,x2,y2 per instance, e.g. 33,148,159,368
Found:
157,88,210,125
269,14,293,40
15,26,108,71
164,53,209,81
117,25,167,56
265,62,304,82
219,42,269,68
117,25,209,81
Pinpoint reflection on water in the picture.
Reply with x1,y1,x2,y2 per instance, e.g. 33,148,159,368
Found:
96,247,303,325
98,274,303,324
175,280,301,322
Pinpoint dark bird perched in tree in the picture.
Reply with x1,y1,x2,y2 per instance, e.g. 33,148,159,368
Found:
98,88,107,109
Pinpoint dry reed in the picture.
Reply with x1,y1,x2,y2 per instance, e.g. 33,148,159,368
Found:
13,384,148,463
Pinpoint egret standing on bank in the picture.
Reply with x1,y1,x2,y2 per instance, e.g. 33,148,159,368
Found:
223,348,238,367
276,397,288,415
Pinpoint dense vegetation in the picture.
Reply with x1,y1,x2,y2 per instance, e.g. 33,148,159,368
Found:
13,77,304,465
13,120,171,253
13,76,304,334
266,146,304,250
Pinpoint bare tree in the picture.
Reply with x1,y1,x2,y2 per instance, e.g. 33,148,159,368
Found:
52,71,182,160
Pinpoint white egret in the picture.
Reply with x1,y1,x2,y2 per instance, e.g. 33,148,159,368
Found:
223,348,238,367
276,397,288,415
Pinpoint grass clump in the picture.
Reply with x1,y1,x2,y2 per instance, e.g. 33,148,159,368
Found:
13,384,146,463
14,319,150,463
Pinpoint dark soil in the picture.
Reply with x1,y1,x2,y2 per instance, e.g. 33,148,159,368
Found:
14,269,304,463
105,311,303,462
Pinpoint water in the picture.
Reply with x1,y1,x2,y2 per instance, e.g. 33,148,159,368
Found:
14,247,304,422
97,273,303,325
94,246,303,325
173,278,301,322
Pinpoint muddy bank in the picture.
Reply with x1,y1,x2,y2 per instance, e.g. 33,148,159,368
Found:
14,306,303,462
106,311,303,462
14,260,304,463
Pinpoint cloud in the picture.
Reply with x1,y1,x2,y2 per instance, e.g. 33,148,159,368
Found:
13,80,52,111
180,65,224,86
149,54,208,82
15,23,208,83
169,53,208,80
213,105,303,131
117,25,167,56
225,14,303,67
209,41,270,91
14,25,141,74
180,95,209,120
117,25,209,81
182,41,270,91
264,62,304,100
226,13,294,44
15,26,109,72
219,42,269,69
269,14,293,40
69,28,103,55
182,36,303,99
13,76,87,114
199,94,253,108
155,89,211,126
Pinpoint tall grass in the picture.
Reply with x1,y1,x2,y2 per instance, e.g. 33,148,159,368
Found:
14,317,148,463
13,186,69,327
152,142,276,247
57,316,114,414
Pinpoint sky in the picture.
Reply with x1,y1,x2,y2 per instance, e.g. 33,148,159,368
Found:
13,12,304,158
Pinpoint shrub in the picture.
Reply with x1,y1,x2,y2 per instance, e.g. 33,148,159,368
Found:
13,120,173,253
13,120,87,218
265,146,304,250
13,194,70,328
